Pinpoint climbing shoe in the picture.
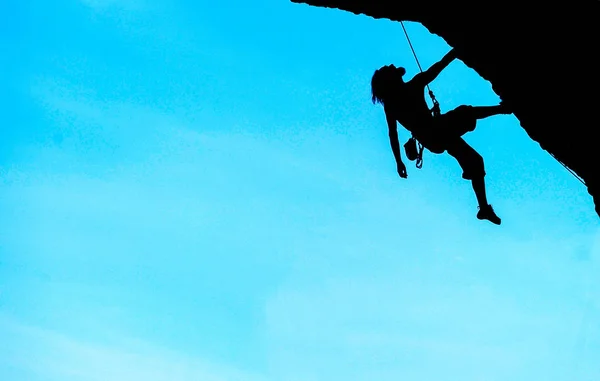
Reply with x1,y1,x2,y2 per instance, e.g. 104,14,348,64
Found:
477,204,501,225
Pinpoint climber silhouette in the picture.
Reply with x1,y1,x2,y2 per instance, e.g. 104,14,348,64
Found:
371,48,511,225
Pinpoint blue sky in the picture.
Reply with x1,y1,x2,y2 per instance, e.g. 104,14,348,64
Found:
1,0,599,380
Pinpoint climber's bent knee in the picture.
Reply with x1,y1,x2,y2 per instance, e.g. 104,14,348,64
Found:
445,138,486,180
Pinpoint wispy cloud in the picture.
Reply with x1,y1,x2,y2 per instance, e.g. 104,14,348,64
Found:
79,0,148,12
0,314,265,381
261,228,600,381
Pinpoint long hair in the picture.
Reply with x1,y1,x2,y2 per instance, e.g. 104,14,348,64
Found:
371,65,405,105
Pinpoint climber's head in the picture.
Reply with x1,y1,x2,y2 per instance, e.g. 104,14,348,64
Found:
371,64,406,105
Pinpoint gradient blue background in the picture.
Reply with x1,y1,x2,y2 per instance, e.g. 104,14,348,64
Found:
1,1,599,380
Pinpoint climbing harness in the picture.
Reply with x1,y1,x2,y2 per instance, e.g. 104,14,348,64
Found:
400,21,439,169
403,137,420,161
403,138,424,169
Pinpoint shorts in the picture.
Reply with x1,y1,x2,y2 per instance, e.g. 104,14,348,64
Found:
415,105,477,154
414,106,484,179
436,105,477,137
446,137,486,180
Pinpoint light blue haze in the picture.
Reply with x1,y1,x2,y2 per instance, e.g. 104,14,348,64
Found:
1,1,599,380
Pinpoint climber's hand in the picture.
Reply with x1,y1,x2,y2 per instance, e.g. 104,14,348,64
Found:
397,162,407,179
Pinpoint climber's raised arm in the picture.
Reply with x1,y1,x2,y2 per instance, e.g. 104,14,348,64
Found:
410,48,458,87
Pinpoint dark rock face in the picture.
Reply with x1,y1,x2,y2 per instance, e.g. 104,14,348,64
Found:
291,0,600,217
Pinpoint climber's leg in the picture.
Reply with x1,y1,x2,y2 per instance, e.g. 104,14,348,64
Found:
467,104,511,119
446,137,501,225
439,104,510,137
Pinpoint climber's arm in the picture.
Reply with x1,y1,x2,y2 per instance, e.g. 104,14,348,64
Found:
385,108,407,178
386,109,401,163
410,48,458,87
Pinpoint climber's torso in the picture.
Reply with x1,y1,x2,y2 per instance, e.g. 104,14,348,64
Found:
385,81,439,143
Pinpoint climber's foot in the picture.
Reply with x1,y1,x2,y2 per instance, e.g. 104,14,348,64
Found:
477,204,501,225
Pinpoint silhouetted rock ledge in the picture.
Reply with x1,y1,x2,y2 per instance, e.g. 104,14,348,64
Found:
291,0,600,218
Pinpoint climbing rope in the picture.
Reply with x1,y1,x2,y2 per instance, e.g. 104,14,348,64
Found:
400,21,434,169
549,152,586,186
400,21,440,116
400,21,587,187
